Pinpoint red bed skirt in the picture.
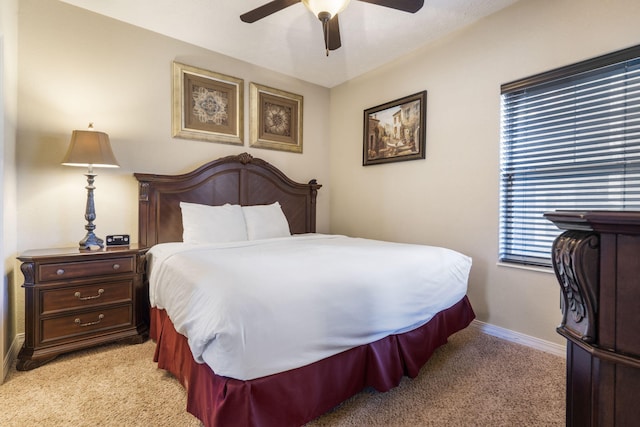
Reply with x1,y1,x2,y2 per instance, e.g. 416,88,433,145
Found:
151,296,475,427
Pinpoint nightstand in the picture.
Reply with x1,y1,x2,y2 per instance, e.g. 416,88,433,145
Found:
16,245,149,371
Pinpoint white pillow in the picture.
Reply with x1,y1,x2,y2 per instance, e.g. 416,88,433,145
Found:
180,202,248,244
242,202,291,240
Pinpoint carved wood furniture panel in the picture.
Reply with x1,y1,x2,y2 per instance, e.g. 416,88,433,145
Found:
545,210,640,426
134,152,322,247
17,245,148,370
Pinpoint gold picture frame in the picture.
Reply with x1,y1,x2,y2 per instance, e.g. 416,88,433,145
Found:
249,82,303,153
172,62,244,145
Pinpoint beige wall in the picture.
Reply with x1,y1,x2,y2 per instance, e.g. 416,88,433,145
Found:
1,0,18,382
329,0,640,344
15,0,331,334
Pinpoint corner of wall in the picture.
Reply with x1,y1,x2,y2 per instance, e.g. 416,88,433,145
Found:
2,332,22,382
0,0,20,384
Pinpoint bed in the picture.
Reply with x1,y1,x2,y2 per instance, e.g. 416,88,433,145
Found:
135,152,475,427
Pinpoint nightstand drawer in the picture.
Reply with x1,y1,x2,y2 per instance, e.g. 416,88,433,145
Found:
39,257,134,281
41,305,133,344
40,281,133,315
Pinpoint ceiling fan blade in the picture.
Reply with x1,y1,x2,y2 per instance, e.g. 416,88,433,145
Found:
357,0,424,13
240,0,300,23
327,15,342,51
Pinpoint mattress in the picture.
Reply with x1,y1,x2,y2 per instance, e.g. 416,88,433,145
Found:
147,234,472,380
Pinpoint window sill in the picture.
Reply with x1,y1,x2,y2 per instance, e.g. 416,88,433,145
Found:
496,261,554,274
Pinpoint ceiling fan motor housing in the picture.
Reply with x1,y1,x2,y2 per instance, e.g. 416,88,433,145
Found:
317,11,332,22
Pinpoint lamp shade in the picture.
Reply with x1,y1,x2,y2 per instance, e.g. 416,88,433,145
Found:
62,130,119,168
302,0,351,18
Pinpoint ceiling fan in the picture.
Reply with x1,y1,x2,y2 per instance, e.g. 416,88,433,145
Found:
240,0,425,56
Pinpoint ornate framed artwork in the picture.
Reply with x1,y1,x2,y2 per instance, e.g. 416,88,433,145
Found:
249,82,303,153
363,91,427,166
172,62,244,145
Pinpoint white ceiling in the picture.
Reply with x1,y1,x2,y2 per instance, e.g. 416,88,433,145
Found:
59,0,519,88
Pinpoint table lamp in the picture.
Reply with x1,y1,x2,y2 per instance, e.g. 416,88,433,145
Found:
61,123,119,249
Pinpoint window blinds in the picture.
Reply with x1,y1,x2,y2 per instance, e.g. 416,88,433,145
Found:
500,45,640,267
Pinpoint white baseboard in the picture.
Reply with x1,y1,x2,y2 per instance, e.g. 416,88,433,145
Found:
2,332,24,383
470,320,566,358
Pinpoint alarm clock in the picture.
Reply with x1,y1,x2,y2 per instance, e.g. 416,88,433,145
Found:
106,234,130,246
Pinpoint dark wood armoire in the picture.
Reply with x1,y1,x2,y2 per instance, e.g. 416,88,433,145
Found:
545,210,640,426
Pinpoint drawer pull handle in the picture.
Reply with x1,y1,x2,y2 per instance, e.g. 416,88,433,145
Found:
74,288,104,301
74,314,104,327
56,269,65,275
112,264,120,270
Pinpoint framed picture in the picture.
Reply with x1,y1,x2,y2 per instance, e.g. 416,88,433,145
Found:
250,82,303,153
363,91,427,166
172,62,244,145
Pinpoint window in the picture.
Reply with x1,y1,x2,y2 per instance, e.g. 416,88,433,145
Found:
500,45,640,267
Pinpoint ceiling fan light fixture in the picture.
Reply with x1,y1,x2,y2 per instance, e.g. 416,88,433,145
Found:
302,0,351,19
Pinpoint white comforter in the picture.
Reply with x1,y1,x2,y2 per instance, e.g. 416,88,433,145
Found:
147,234,472,380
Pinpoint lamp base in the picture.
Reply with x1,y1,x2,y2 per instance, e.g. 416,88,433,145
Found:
78,170,104,250
79,232,104,250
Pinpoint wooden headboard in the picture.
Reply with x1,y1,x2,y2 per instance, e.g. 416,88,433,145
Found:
134,152,322,247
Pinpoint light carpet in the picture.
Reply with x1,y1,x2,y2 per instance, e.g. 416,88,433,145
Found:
0,327,565,426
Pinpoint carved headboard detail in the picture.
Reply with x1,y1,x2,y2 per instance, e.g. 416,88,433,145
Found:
134,153,322,247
